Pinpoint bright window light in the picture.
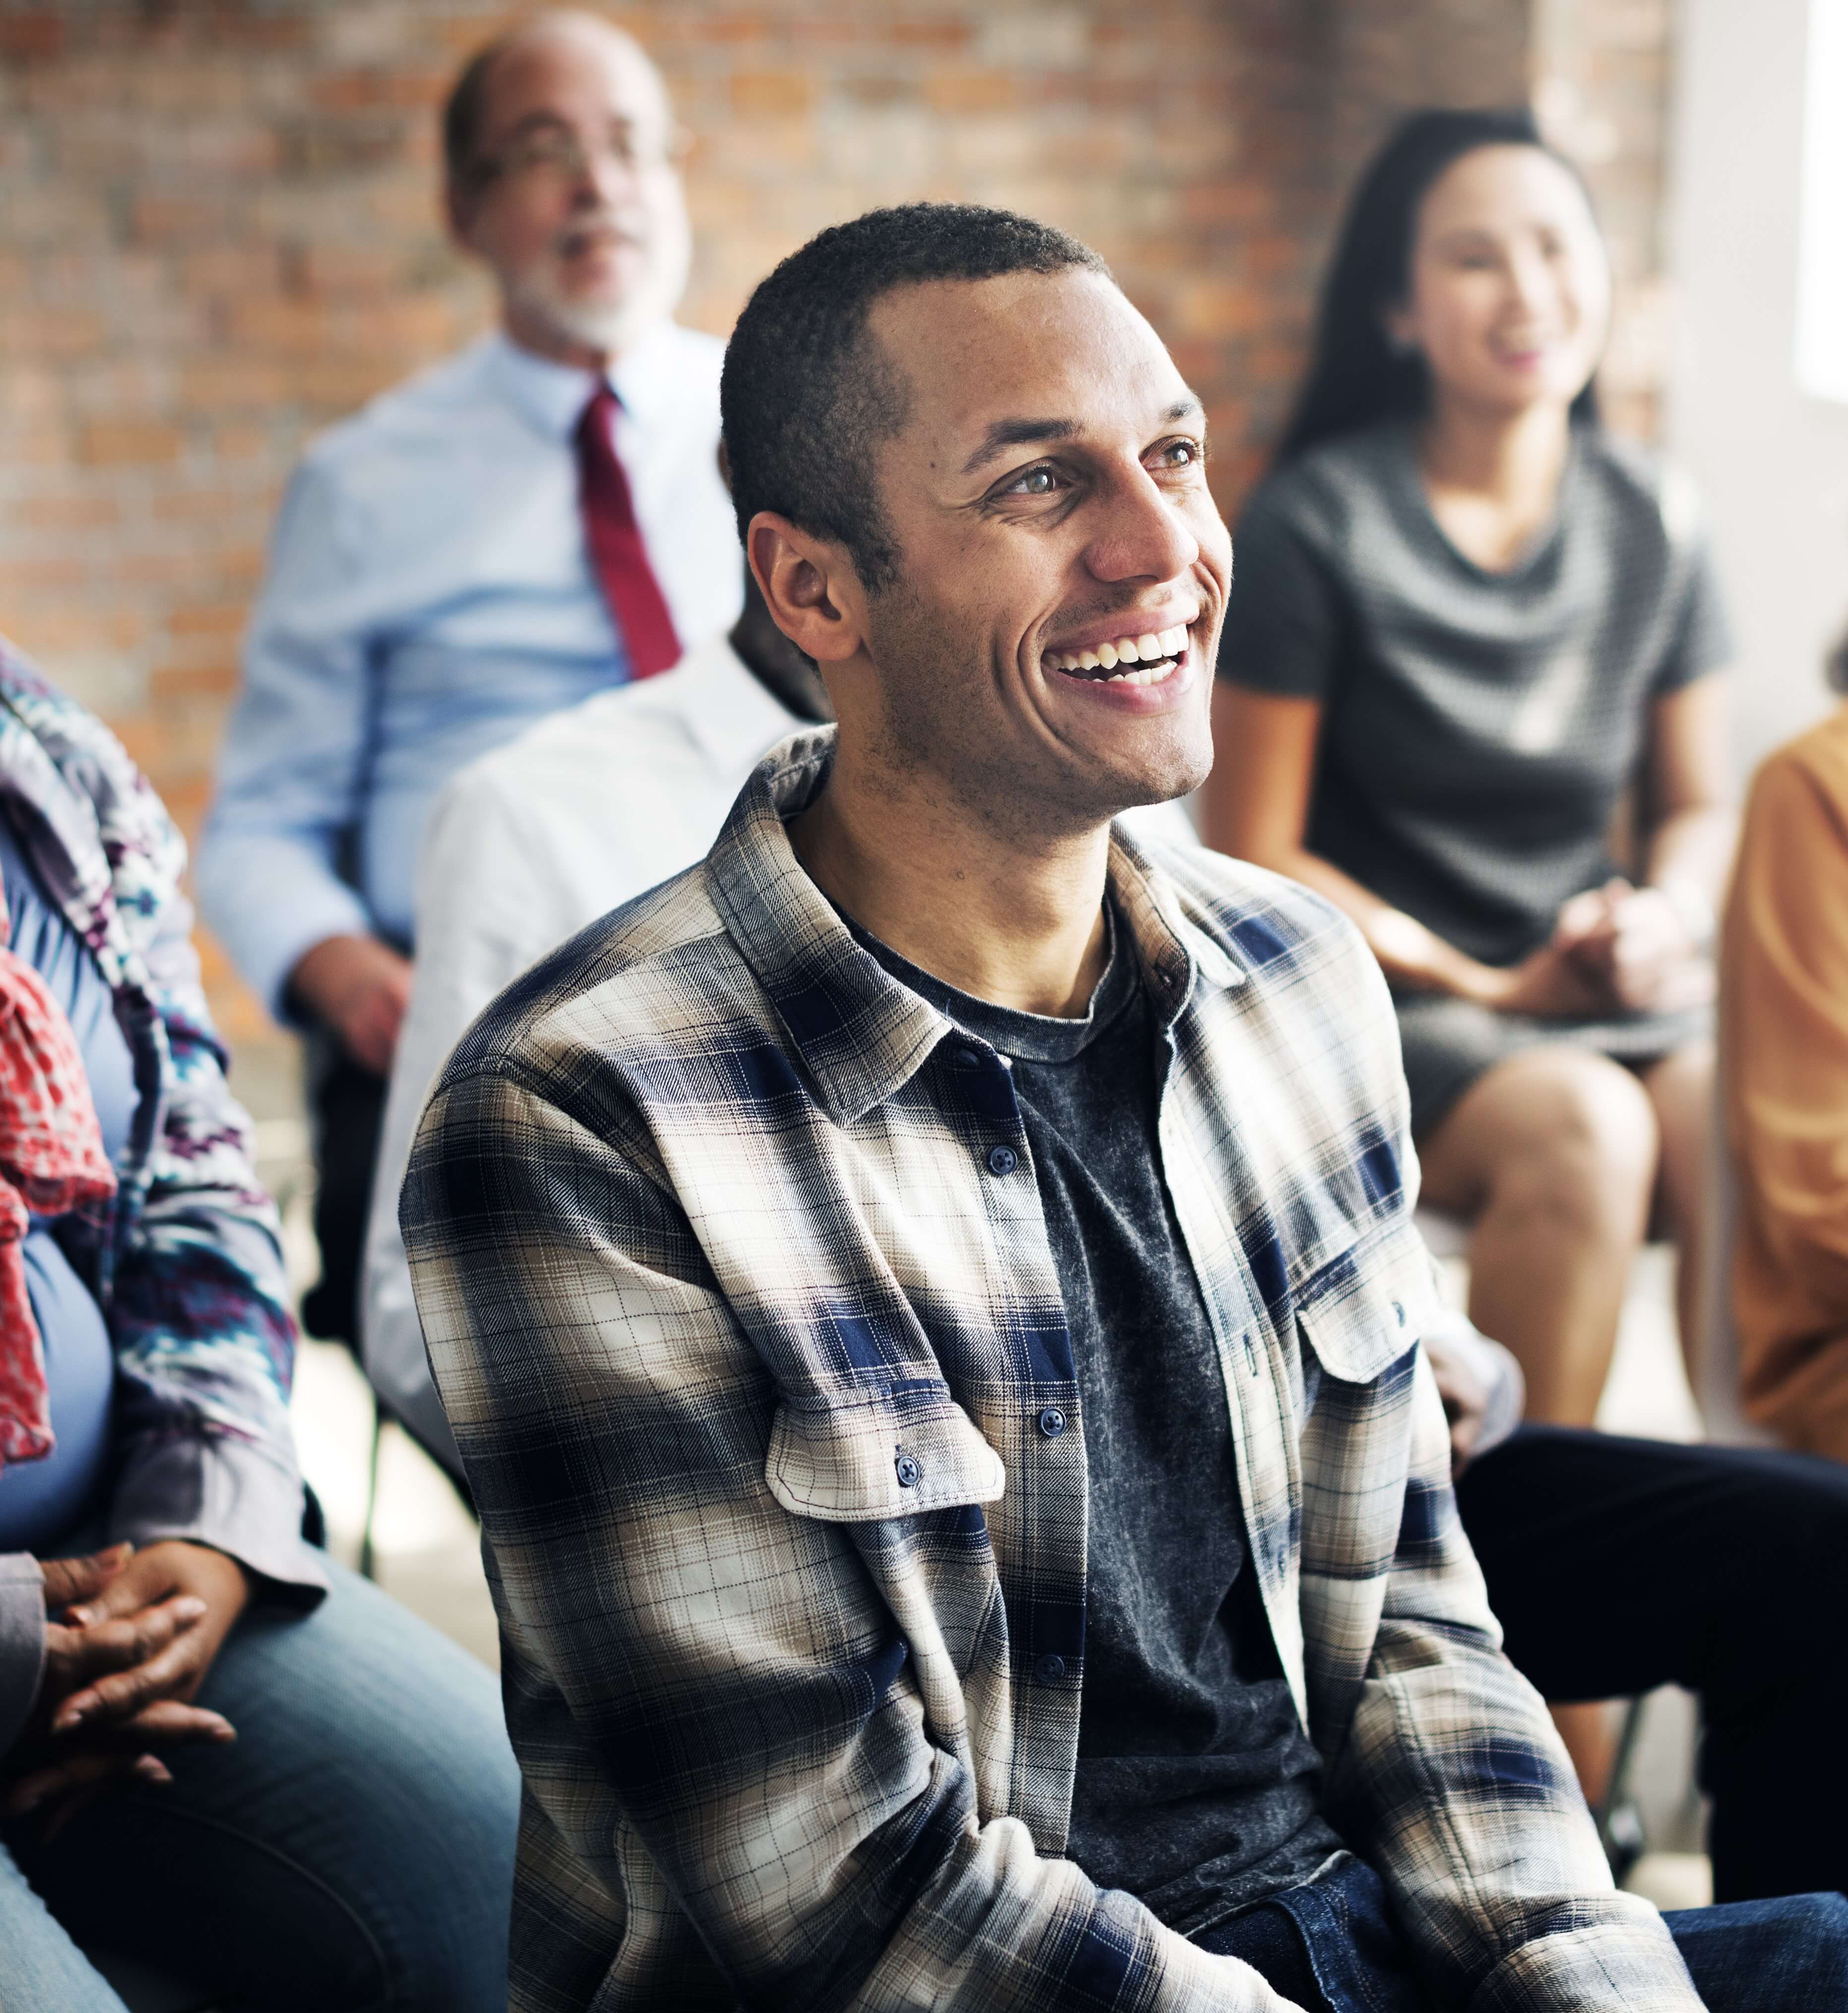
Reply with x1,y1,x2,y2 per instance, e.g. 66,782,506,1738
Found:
1796,0,1848,401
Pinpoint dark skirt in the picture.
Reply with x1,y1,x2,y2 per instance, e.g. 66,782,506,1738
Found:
1393,992,1713,1143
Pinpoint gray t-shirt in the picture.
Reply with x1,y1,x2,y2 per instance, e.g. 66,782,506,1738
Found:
845,905,1344,1938
1220,420,1732,967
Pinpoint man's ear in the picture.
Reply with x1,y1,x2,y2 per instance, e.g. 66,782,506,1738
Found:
747,513,866,666
443,178,479,253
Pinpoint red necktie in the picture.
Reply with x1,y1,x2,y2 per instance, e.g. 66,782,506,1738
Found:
575,383,681,680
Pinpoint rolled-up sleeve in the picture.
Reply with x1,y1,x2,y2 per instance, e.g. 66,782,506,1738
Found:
195,455,377,1020
1326,1344,1697,2009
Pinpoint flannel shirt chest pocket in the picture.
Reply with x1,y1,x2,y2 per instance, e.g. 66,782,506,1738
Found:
1294,1224,1437,1389
764,1377,1011,1713
764,1377,1006,1521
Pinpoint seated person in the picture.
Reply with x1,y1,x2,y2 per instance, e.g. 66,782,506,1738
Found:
1432,1318,1848,1902
0,641,518,2011
362,567,1195,1471
196,11,738,1361
1721,664,1848,1457
1202,110,1733,1426
402,202,1846,2012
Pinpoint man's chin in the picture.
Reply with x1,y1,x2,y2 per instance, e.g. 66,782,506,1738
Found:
509,275,667,360
1095,740,1215,822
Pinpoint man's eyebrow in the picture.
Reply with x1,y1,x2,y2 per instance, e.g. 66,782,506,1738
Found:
961,418,1080,477
959,398,1206,478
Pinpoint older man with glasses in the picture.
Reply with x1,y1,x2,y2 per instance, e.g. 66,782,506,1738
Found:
198,9,739,1376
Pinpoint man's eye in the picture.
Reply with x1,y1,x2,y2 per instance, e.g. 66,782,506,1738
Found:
1007,466,1062,496
1157,440,1201,469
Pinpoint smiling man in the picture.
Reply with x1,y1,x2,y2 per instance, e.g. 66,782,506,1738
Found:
198,10,738,1365
402,206,1846,2013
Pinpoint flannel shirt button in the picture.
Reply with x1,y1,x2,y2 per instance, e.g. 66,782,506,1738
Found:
1035,1653,1066,1681
1391,1300,1405,1327
953,1044,982,1070
894,1452,922,1490
1037,1406,1067,1439
986,1144,1018,1177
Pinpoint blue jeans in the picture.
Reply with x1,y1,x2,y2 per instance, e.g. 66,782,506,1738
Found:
0,1558,520,2012
1195,1856,1848,2011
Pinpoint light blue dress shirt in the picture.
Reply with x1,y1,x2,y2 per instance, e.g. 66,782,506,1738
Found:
197,322,741,1017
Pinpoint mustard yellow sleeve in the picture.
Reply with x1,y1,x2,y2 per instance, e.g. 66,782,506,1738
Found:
1723,741,1848,1321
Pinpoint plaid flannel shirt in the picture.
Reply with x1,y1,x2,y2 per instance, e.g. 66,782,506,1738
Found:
404,729,1699,2013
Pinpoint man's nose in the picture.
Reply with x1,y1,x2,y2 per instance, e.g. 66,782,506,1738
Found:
1084,467,1202,586
575,142,640,209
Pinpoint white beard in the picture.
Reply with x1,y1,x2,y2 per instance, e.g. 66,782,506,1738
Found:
506,201,692,361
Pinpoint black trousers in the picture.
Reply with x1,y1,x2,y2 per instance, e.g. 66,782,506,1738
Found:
1456,1425,1848,1904
300,1024,388,1353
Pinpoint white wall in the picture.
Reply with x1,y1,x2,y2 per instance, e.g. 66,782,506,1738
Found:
1667,0,1848,781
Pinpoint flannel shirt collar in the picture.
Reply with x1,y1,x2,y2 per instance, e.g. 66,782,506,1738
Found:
705,727,1246,1127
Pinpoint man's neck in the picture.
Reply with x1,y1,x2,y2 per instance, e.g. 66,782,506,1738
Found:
499,298,673,377
789,747,1111,1018
728,601,832,726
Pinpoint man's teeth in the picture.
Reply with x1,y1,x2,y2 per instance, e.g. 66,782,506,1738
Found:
1046,624,1191,684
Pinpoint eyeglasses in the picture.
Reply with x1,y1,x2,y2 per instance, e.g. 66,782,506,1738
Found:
468,123,690,190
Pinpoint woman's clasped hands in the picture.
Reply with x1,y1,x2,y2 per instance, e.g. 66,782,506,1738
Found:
4,1539,249,1834
1467,878,1714,1020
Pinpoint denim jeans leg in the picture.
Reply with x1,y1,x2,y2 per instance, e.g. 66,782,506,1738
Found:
1193,1859,1432,2013
6,1558,520,2013
0,1833,129,2013
1665,1892,1848,2011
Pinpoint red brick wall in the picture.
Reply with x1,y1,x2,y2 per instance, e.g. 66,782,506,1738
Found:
0,0,1535,1102
1532,0,1675,440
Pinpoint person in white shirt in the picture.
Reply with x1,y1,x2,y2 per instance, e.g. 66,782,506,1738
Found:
363,569,1196,1468
198,10,739,1353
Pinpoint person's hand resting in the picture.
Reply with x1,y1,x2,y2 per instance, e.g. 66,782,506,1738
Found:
1464,937,1613,1020
5,1541,246,1829
1425,1330,1494,1474
289,932,413,1076
1551,878,1714,1015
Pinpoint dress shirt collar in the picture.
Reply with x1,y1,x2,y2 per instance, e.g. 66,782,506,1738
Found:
482,318,684,442
704,729,1243,1128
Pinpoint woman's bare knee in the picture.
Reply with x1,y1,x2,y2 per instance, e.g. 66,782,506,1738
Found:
1423,1046,1658,1235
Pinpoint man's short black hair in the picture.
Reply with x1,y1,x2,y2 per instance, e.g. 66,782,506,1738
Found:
720,203,1110,592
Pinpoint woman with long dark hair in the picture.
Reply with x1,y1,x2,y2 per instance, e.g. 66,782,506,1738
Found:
1202,108,1734,1425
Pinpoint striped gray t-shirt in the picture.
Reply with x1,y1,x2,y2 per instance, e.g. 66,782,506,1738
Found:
1219,419,1732,967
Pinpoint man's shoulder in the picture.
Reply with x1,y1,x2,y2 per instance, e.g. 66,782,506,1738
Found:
434,860,763,1106
440,685,662,818
296,338,503,480
1136,839,1403,1097
1139,836,1371,977
430,637,757,835
652,320,726,372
